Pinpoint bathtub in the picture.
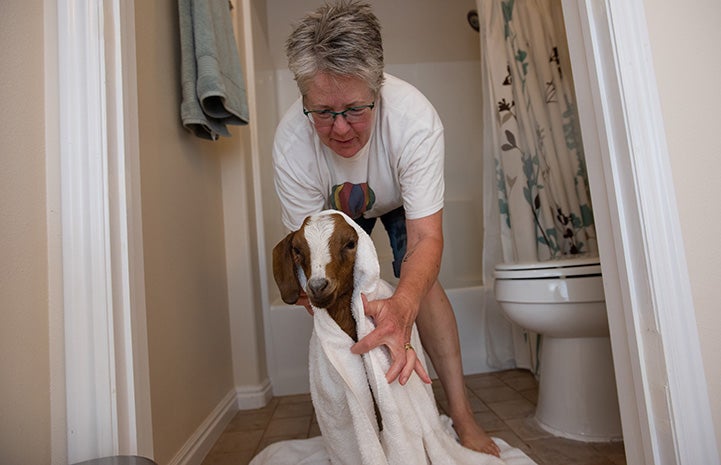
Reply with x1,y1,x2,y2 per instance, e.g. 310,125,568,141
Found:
265,285,496,396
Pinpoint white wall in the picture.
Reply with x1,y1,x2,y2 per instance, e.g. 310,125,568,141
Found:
263,0,485,291
266,0,481,69
642,0,721,448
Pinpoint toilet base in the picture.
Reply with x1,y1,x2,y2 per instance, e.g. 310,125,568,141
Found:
535,336,623,442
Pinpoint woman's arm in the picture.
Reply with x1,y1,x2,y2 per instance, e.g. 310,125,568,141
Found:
351,209,443,385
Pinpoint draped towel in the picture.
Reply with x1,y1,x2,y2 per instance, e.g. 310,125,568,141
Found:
250,210,537,465
178,0,249,140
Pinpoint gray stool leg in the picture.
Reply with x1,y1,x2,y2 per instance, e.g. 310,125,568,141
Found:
71,456,158,465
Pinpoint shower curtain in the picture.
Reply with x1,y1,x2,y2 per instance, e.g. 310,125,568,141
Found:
477,0,597,371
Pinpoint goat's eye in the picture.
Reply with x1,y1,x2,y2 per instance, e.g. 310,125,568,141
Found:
292,246,300,255
345,240,356,250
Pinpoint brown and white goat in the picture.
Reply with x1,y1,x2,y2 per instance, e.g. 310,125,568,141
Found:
273,211,391,433
272,212,361,341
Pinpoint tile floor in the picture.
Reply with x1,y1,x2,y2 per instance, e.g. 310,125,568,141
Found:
201,369,626,465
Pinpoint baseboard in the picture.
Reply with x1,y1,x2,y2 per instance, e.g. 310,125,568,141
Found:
167,389,238,465
236,378,273,410
166,379,274,465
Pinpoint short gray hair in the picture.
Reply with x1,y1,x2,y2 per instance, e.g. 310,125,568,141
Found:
285,1,385,97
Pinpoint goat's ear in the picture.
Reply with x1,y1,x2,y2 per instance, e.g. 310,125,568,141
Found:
272,232,301,304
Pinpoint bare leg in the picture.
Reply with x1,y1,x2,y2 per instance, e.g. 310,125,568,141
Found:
415,280,501,457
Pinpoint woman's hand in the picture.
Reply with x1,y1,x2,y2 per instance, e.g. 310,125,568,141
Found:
351,293,431,385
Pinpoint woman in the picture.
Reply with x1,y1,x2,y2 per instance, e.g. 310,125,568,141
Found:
272,0,500,457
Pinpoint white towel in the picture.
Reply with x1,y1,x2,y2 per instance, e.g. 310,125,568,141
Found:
251,210,537,465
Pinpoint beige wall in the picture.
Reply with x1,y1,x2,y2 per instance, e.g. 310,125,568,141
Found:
134,1,242,462
0,1,52,464
643,0,721,448
0,0,262,463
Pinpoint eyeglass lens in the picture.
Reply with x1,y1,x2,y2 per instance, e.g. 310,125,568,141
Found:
305,103,374,127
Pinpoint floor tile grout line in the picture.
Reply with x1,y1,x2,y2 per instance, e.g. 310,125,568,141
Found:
207,370,625,465
252,400,279,457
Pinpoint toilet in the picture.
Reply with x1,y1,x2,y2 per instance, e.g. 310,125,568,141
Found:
493,257,622,442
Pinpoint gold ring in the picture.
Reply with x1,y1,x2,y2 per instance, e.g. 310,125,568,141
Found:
404,342,414,351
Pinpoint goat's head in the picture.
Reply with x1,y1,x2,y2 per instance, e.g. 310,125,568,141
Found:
272,212,359,312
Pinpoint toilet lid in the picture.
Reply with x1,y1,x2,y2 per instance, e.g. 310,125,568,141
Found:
494,256,601,279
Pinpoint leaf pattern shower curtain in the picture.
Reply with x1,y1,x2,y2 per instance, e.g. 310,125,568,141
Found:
478,0,597,370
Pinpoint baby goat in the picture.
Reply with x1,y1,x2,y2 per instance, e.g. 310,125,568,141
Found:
272,212,361,341
273,211,391,435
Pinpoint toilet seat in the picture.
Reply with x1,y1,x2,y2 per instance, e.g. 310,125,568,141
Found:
494,257,601,280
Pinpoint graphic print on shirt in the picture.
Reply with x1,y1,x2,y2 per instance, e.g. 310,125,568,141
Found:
330,182,376,219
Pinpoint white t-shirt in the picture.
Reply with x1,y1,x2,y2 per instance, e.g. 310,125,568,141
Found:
273,73,445,231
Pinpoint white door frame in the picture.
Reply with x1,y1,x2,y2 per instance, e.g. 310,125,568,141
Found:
49,0,153,462
47,0,718,464
562,1,718,464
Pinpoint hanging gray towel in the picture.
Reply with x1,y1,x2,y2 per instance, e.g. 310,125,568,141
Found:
179,0,249,140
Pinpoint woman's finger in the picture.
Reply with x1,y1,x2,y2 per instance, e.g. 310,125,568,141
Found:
384,345,407,383
351,295,389,354
360,293,379,318
398,347,417,385
351,327,384,355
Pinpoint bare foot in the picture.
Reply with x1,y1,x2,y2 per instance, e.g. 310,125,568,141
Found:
454,419,501,458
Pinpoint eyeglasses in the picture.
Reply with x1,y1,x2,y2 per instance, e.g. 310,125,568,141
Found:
303,101,375,127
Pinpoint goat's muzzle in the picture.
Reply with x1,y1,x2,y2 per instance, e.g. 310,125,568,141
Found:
307,276,338,309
